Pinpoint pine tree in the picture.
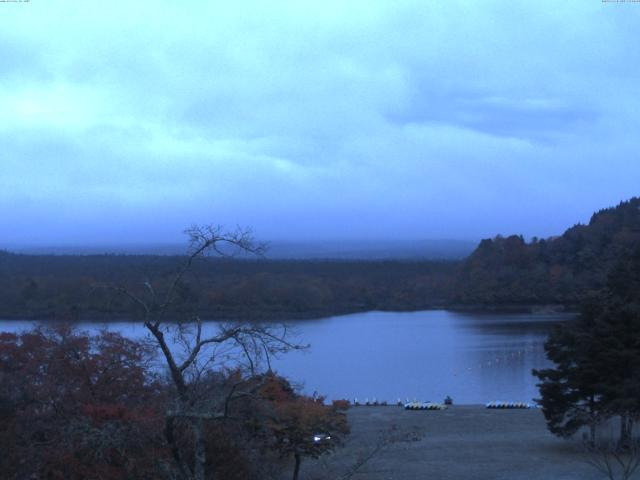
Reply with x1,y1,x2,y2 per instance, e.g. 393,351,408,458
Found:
533,308,605,442
534,247,640,445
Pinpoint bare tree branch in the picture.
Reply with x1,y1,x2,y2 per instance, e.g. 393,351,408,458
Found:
92,224,303,480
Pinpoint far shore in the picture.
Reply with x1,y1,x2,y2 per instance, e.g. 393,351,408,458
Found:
0,304,576,323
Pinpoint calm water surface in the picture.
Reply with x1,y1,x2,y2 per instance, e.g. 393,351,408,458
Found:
0,310,571,404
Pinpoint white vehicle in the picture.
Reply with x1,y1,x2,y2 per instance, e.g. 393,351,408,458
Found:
313,433,332,443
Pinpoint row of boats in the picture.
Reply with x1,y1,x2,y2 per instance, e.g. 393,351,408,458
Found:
404,402,448,410
485,401,532,409
350,398,533,409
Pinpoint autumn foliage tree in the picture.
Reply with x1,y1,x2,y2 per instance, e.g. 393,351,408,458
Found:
256,374,350,480
0,326,165,479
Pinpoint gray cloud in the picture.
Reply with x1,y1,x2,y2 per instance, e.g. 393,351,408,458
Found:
387,93,600,142
1,0,639,247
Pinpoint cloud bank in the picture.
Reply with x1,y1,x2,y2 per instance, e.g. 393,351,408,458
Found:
1,0,639,246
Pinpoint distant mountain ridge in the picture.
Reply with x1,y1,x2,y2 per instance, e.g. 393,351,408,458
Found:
1,198,639,320
7,239,477,260
455,197,640,306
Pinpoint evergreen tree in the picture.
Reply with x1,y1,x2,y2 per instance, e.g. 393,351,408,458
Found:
533,307,605,442
534,247,640,444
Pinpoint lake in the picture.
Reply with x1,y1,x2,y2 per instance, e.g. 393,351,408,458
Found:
0,310,570,404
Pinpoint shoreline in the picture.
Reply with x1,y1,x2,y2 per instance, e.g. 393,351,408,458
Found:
0,304,576,323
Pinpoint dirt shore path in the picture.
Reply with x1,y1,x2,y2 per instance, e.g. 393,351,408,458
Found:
301,406,608,480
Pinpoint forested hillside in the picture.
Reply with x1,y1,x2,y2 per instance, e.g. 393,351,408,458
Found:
0,254,456,320
455,197,640,306
1,198,639,320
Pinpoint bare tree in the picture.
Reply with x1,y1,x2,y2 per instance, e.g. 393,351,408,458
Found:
99,225,303,480
583,437,640,480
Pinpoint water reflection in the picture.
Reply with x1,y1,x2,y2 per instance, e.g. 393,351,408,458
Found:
271,311,571,404
0,310,572,404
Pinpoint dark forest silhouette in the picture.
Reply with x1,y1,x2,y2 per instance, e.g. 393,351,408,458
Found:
1,197,639,321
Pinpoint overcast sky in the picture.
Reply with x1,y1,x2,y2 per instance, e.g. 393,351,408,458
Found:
1,0,639,247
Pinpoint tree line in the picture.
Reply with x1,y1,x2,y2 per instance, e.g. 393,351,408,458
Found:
3,198,640,321
455,197,640,306
0,252,456,321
